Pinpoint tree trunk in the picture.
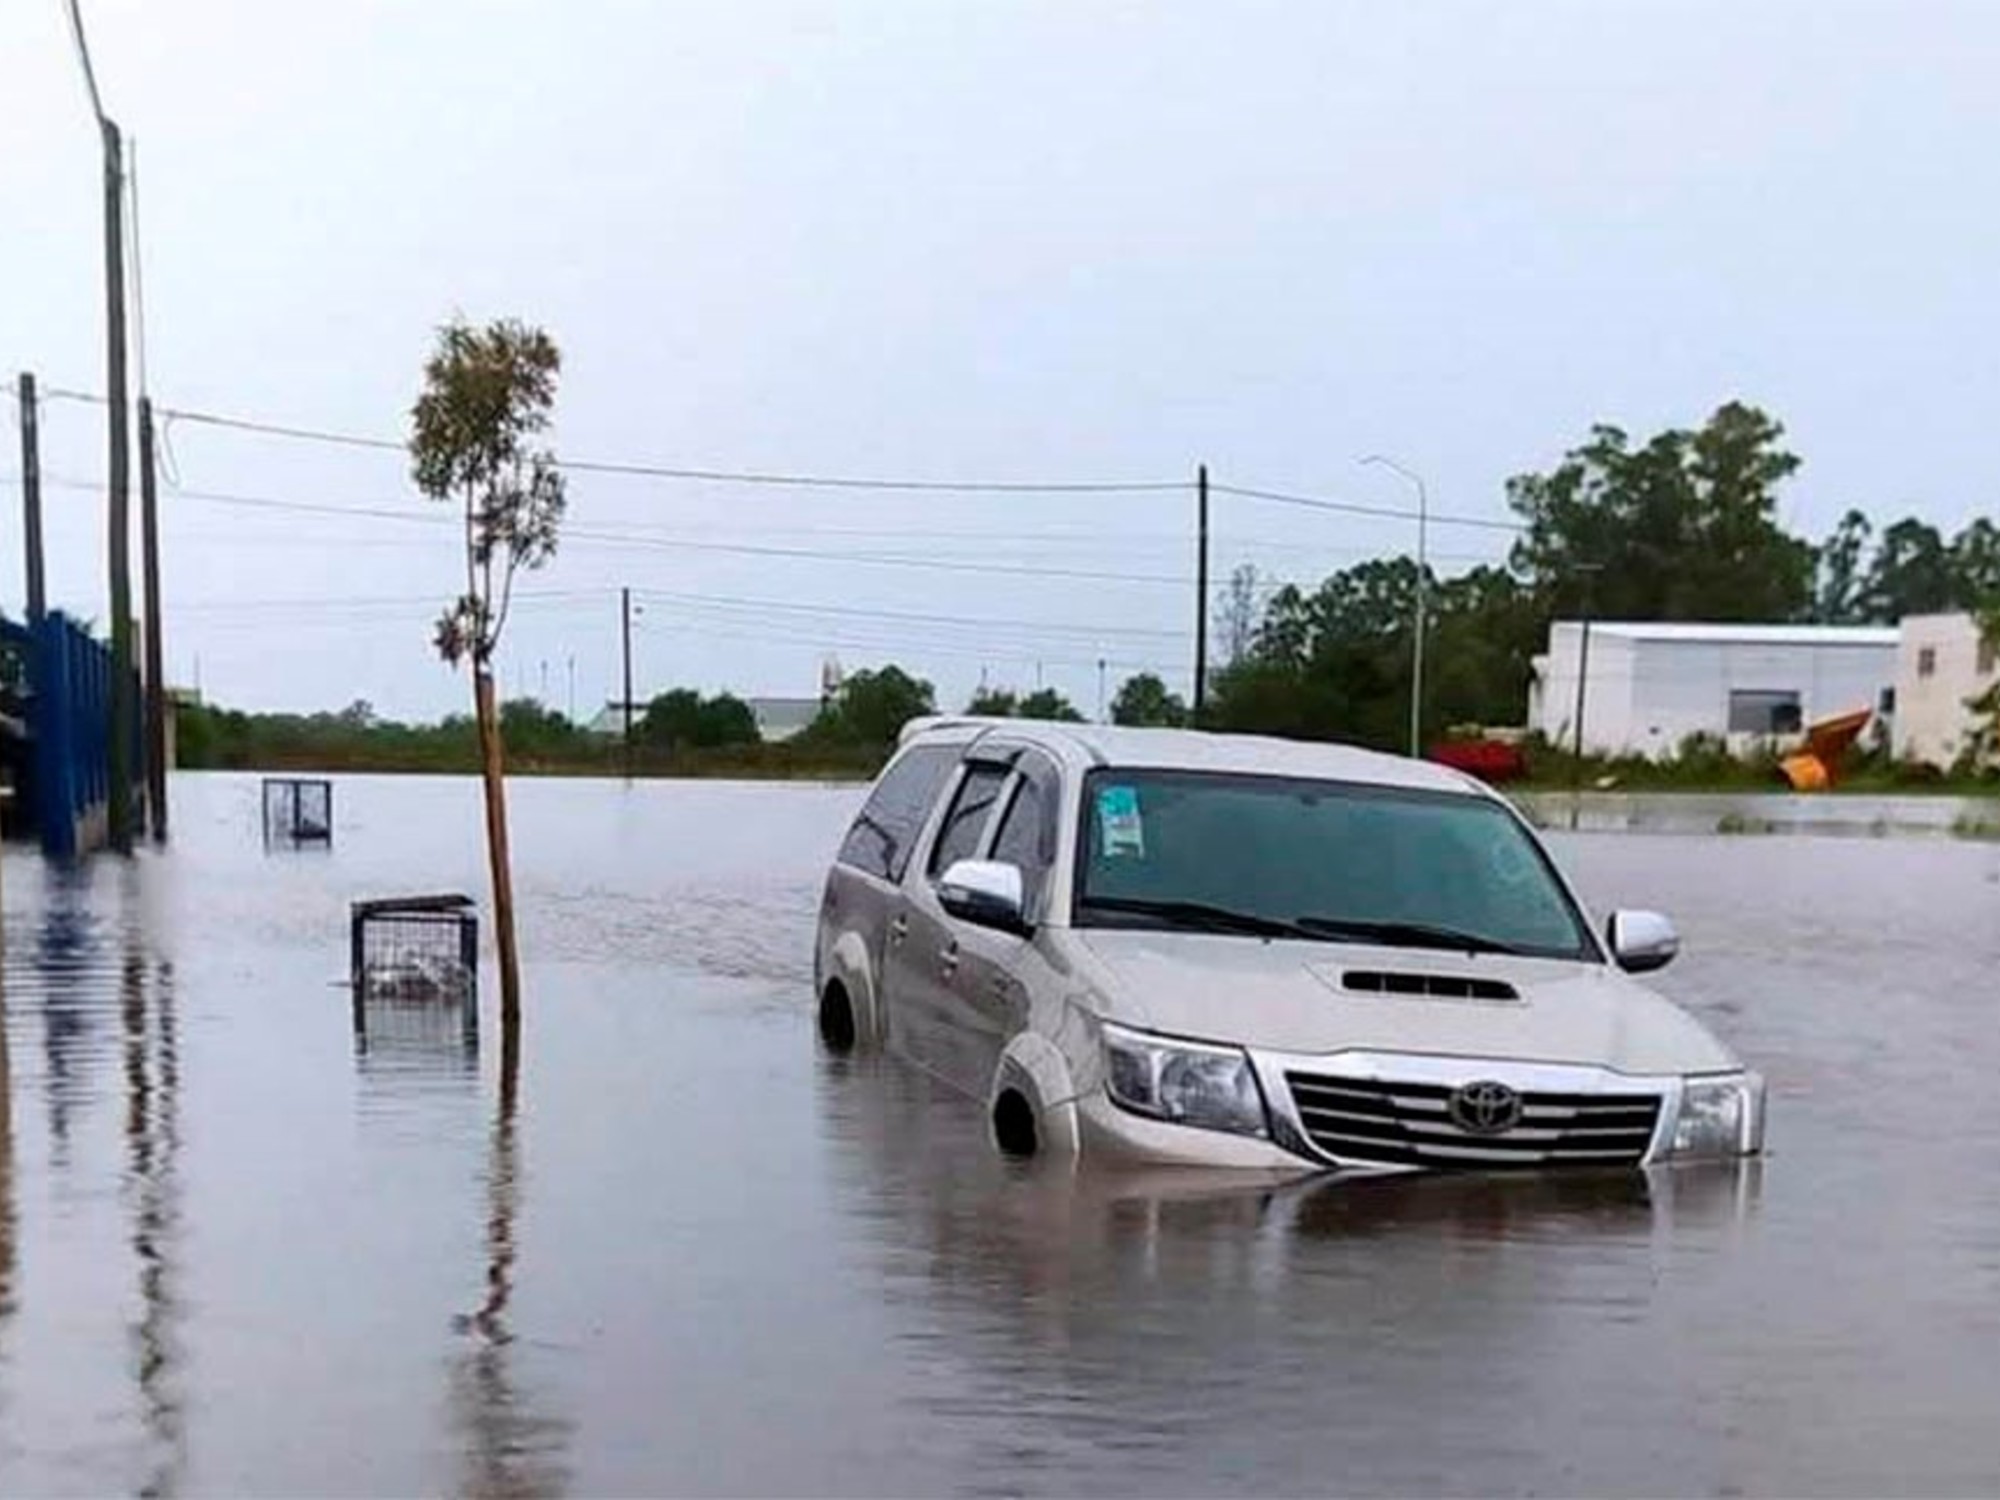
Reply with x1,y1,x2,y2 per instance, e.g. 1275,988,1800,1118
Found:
474,669,522,1040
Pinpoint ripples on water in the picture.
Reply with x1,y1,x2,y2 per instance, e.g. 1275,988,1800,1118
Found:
0,775,1995,1495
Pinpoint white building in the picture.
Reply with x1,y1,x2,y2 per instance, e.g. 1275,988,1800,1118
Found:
747,696,822,742
1892,613,1998,768
1528,621,1899,758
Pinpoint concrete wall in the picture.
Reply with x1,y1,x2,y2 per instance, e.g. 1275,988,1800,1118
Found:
1893,613,1997,767
1532,623,1637,754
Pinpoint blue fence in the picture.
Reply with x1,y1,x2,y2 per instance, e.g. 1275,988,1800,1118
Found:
1,611,132,857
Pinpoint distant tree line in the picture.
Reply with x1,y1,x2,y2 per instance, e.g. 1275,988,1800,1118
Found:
176,400,2000,775
1204,401,2000,752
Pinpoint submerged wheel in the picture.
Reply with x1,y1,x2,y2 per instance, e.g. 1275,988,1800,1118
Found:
992,1088,1040,1159
818,981,858,1053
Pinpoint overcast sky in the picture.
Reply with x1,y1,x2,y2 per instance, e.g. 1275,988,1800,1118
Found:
4,0,1998,722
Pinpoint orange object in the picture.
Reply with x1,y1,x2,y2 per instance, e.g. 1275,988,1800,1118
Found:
1778,707,1873,791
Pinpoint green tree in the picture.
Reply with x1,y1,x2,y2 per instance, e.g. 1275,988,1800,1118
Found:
1425,566,1543,731
805,665,935,747
1110,673,1189,727
1950,518,2000,609
1215,563,1261,666
500,697,582,758
965,688,1019,716
409,317,566,1025
1507,402,1814,622
639,688,758,750
1206,557,1540,748
1208,558,1421,747
1858,517,1957,621
1017,687,1085,722
1815,509,1874,622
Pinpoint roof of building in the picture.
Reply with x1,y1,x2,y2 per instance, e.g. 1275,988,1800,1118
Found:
899,717,1481,796
1558,621,1900,648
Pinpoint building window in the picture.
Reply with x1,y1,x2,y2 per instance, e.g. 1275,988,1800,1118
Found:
1727,689,1803,735
1918,646,1937,679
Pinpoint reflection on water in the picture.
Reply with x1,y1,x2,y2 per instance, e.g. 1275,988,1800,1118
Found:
0,775,1994,1495
121,946,184,1499
447,1035,573,1499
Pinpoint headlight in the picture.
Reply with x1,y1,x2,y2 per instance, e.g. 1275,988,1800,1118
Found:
1102,1023,1267,1137
1670,1073,1764,1160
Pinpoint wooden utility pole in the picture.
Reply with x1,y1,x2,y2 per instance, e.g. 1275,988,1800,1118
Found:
620,586,634,773
1570,616,1593,779
139,397,167,839
1193,464,1210,718
101,118,136,853
17,374,44,625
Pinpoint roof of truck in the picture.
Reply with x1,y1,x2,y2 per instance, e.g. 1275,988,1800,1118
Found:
898,717,1481,796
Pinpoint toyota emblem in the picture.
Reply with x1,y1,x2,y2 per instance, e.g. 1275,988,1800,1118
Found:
1448,1079,1523,1135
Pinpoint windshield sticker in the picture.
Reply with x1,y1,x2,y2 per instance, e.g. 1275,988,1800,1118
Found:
1097,785,1145,858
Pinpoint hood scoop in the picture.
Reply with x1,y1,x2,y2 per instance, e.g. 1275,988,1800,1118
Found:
1341,969,1519,1002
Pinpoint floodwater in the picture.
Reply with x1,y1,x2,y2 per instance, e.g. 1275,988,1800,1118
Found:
0,775,1997,1496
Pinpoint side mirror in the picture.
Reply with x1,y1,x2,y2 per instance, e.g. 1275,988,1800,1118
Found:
1607,909,1679,973
937,859,1031,935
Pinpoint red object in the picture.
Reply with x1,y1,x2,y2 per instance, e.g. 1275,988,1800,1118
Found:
1427,739,1527,784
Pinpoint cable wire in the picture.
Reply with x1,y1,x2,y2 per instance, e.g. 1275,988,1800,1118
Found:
1212,481,1525,535
64,0,106,122
153,402,1185,494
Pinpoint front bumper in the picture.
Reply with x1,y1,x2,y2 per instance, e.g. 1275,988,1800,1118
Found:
1081,1046,1764,1173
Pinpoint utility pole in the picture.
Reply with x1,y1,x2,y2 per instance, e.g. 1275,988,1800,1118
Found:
566,654,576,722
138,396,167,840
102,118,135,853
1194,463,1210,718
620,586,634,773
19,378,46,632
1097,657,1108,723
1570,615,1593,779
17,374,45,625
1566,564,1603,794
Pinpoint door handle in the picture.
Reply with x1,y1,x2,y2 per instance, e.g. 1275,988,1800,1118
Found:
888,916,908,947
938,942,959,975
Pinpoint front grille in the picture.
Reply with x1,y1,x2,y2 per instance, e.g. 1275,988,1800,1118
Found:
1284,1071,1661,1169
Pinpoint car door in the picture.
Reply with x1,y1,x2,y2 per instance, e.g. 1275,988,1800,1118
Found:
881,757,1011,1090
937,751,1064,1100
820,742,959,1045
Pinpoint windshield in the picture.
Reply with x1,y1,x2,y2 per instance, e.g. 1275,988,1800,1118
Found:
1073,769,1596,960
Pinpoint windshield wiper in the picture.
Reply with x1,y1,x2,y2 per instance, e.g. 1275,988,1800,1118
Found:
1292,915,1532,957
1080,896,1308,940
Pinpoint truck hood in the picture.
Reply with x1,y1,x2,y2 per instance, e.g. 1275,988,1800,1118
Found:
1073,929,1737,1076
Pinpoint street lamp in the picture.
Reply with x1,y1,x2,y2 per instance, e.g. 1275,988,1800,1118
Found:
1360,454,1429,758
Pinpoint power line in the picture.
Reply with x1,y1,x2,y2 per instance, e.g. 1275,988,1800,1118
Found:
26,472,1226,587
0,467,1499,563
152,401,1185,494
158,406,400,453
629,586,1184,640
1212,481,1525,536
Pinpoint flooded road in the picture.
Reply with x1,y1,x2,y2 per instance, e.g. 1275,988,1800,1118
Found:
1,774,1997,1496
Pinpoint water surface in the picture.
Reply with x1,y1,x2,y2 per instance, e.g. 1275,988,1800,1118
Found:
1,774,1996,1495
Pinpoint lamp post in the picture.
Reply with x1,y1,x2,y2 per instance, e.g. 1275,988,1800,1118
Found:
1361,454,1429,758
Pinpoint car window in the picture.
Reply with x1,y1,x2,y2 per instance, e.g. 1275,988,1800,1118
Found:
989,771,1055,911
835,744,958,882
1073,768,1591,959
927,764,1010,877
